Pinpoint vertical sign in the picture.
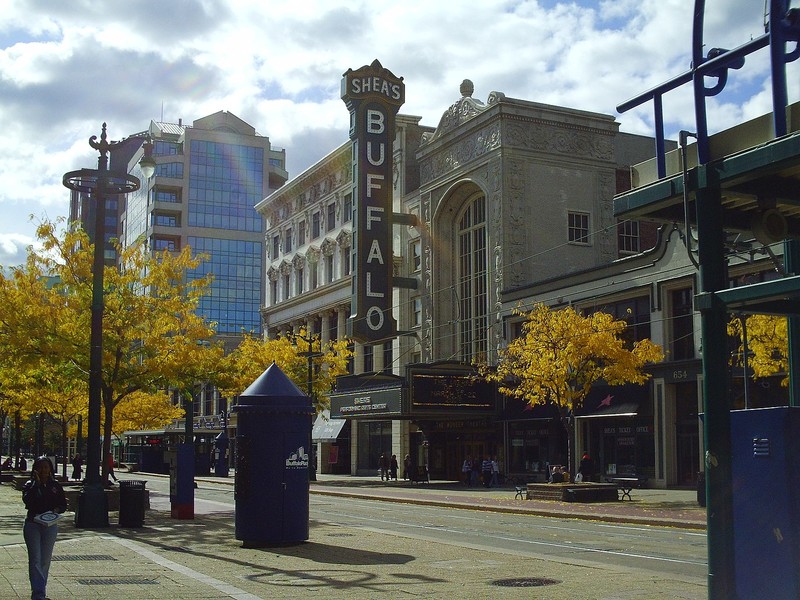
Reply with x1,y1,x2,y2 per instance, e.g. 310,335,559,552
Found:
341,59,405,342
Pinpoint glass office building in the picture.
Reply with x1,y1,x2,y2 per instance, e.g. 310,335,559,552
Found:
187,236,262,334
122,111,287,339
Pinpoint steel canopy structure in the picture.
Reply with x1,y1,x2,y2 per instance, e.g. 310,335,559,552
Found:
614,1,800,598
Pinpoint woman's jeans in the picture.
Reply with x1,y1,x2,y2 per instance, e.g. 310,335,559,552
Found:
23,520,58,600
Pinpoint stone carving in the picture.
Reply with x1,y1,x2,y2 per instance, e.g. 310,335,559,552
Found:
422,80,488,144
505,120,613,160
494,243,504,356
506,159,527,287
487,91,506,105
336,229,352,248
420,124,501,184
306,245,321,264
292,254,306,269
393,149,402,190
321,237,336,256
267,266,279,282
420,191,433,363
279,260,292,276
598,172,616,263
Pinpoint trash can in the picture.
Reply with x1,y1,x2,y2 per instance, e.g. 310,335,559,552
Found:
119,480,146,527
696,471,706,508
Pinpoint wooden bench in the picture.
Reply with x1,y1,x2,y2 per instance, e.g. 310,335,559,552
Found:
610,477,639,500
607,471,648,500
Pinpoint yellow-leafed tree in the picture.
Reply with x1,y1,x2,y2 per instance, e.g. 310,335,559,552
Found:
2,220,221,481
0,253,68,465
111,391,185,437
220,330,352,414
484,304,664,476
728,314,788,385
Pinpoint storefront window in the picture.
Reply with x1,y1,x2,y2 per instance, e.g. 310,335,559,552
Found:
357,421,392,472
508,422,553,477
600,420,654,478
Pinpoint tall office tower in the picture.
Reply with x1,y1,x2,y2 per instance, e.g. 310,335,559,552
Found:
121,111,287,345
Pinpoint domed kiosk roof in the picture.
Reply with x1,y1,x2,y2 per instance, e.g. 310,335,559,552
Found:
236,362,311,412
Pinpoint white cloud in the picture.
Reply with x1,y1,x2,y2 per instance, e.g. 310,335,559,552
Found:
0,0,794,266
0,232,37,268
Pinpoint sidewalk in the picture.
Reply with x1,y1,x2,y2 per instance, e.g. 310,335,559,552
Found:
0,475,707,599
308,473,707,530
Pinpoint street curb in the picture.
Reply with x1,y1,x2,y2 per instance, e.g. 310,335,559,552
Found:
309,488,707,531
135,472,707,532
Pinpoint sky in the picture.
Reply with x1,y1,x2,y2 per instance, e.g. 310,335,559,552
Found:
0,0,796,267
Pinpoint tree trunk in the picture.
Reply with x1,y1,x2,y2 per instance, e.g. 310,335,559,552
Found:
0,408,5,464
560,407,575,482
102,387,115,483
14,410,21,468
60,418,68,478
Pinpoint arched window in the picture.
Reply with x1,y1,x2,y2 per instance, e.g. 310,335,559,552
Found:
457,194,488,361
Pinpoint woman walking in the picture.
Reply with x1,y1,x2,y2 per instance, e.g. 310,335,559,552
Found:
70,453,83,481
22,456,67,600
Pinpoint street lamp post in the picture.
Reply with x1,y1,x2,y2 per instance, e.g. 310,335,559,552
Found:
298,333,323,481
63,123,142,528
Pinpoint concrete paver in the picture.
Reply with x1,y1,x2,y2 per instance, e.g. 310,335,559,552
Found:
0,474,707,599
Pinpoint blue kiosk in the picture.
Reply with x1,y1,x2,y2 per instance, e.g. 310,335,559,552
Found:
233,363,313,547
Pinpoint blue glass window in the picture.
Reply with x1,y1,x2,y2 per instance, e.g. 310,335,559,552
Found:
154,238,176,251
187,140,264,233
187,236,263,334
155,190,178,203
153,214,178,227
156,162,184,178
154,141,181,156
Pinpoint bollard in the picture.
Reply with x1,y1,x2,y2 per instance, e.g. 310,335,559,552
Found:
214,431,229,477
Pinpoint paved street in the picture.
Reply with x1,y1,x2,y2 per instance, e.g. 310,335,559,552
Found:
0,474,707,599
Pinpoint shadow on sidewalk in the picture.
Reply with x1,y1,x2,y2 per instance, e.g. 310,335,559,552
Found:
111,509,444,594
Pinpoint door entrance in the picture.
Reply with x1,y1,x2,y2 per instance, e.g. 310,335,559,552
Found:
675,383,700,486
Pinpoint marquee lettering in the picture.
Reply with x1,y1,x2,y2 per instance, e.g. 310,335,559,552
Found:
366,206,384,229
366,141,385,166
350,77,402,101
342,60,404,342
366,239,384,264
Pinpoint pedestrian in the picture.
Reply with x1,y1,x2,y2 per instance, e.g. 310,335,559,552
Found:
403,454,412,480
70,453,83,481
390,454,399,481
471,456,481,487
550,465,564,483
491,456,500,487
462,456,472,486
578,453,595,483
107,452,118,484
482,456,493,488
378,453,388,482
22,456,67,600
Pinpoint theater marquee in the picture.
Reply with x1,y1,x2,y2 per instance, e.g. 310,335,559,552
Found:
341,59,405,342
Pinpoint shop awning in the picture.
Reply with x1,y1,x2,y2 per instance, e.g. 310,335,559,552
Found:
574,384,648,419
312,416,347,443
499,399,561,422
575,400,641,419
